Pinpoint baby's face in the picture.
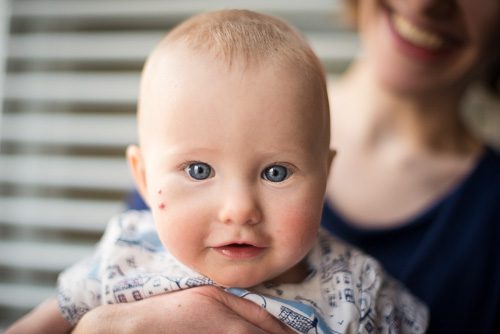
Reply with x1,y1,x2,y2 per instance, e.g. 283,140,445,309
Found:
134,46,331,288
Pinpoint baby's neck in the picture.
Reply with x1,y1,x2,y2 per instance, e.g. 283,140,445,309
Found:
263,259,310,286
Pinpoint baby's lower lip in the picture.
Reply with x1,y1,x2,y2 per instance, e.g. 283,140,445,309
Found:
213,244,266,260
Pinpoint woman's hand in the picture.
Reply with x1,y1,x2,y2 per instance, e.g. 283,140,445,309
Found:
73,286,293,334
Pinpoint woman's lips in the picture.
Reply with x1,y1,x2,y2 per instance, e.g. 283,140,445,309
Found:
213,244,266,260
386,11,461,62
392,13,444,50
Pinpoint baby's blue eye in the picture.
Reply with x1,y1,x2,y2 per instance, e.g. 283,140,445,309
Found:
186,162,212,180
262,165,288,182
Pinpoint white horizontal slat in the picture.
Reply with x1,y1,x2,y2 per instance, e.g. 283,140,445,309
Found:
9,32,162,62
8,32,359,65
4,72,139,104
1,112,137,147
3,46,353,104
0,240,94,272
0,283,55,310
0,196,123,231
12,0,341,21
0,155,133,191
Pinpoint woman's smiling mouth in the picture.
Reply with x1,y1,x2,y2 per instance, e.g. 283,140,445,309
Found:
384,8,463,62
392,13,444,50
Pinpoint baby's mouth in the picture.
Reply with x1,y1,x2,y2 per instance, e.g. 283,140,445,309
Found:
213,243,266,260
392,13,444,50
227,243,251,248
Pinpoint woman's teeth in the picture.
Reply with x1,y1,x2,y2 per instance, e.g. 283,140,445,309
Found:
392,14,444,50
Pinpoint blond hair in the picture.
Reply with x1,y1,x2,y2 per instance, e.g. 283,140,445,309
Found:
146,9,328,109
139,9,330,146
166,10,316,65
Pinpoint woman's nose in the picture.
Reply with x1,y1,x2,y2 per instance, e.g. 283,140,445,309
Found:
217,184,262,226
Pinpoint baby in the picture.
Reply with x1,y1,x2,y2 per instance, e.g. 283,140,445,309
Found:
7,9,428,334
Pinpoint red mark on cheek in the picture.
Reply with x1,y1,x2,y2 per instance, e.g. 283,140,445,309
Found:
157,189,165,209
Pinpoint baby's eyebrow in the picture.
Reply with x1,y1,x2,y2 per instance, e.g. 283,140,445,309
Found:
153,147,221,162
256,147,314,157
157,145,220,156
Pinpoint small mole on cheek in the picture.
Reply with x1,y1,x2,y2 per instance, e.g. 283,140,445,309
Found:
158,202,166,210
158,189,162,195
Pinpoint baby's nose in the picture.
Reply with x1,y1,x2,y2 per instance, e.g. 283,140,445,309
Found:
217,184,262,225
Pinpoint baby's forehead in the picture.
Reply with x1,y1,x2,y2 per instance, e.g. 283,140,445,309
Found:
142,46,323,111
141,43,302,102
138,38,329,145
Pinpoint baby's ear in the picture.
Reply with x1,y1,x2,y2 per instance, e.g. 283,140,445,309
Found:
126,145,150,205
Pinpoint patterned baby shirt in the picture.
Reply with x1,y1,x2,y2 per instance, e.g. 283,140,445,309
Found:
58,210,428,333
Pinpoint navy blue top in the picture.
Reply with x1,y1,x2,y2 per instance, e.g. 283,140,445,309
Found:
321,147,500,334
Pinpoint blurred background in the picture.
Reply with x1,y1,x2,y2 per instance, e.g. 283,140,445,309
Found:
0,0,498,329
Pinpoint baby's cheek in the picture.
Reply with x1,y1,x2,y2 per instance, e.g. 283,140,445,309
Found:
276,206,319,252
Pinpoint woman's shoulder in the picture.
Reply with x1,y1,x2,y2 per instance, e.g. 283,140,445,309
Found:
482,146,500,172
479,144,500,163
461,145,500,201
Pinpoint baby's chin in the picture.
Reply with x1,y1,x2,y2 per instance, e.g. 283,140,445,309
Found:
199,267,276,289
203,264,308,289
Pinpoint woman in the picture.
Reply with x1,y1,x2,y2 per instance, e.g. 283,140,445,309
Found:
76,0,500,333
322,0,500,333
